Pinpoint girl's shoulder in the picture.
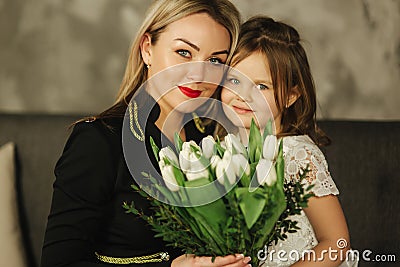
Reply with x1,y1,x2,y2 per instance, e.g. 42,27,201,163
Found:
282,135,339,196
282,135,319,154
281,134,326,168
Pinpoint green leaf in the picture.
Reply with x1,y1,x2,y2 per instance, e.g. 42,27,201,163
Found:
235,187,266,229
239,171,251,188
149,136,160,162
262,119,273,140
184,178,221,207
275,140,285,190
188,199,227,231
185,206,226,254
253,186,286,249
172,166,185,187
174,132,183,153
154,184,174,202
254,147,262,162
248,119,262,163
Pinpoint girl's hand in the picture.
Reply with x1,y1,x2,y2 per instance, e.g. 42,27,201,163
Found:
171,254,252,267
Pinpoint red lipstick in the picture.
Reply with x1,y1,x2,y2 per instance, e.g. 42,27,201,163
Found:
178,86,202,98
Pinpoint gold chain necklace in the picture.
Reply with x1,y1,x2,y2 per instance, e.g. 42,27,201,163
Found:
95,251,169,264
192,112,206,134
129,100,145,142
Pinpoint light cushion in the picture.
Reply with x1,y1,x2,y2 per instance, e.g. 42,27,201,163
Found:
0,142,27,266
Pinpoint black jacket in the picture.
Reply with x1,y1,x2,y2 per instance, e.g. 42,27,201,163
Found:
41,91,213,267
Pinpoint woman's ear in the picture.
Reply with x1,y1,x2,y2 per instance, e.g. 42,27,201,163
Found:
286,86,301,108
140,33,152,66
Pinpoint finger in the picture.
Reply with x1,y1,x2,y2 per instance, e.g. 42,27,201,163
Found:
204,254,244,267
221,256,252,267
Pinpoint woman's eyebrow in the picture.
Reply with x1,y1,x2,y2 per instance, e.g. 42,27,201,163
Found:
174,38,199,51
174,38,228,56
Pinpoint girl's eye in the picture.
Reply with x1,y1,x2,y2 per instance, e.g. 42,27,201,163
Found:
257,84,269,90
209,57,223,65
228,78,240,85
176,50,191,58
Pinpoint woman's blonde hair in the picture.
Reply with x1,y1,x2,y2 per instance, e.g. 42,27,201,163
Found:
98,0,241,119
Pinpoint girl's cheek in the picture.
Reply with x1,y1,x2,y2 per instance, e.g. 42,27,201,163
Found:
220,88,232,104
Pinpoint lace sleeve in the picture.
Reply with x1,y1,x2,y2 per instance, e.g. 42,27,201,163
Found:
283,135,339,197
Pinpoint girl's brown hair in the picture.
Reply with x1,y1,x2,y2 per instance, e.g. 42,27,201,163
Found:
232,16,329,146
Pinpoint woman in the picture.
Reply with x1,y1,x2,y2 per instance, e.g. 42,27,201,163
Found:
41,1,251,266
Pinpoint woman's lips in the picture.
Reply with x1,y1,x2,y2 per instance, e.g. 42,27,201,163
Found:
232,105,253,114
178,86,202,98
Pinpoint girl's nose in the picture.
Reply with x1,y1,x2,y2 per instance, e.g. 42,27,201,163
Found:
235,85,253,103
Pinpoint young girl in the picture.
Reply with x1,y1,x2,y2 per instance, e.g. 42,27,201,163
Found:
41,1,251,267
221,16,358,267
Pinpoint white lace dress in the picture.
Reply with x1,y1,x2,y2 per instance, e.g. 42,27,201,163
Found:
261,135,358,267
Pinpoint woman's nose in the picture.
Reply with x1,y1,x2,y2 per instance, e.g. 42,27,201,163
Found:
186,62,206,82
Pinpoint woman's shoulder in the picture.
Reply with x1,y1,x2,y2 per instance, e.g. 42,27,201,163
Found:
72,116,123,139
64,116,124,156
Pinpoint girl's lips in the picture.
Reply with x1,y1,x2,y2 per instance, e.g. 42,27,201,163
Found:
232,105,253,114
178,86,202,98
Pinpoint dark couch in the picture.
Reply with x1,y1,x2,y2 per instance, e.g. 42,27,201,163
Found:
0,114,399,267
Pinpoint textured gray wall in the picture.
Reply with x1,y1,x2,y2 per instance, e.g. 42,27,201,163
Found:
0,0,399,119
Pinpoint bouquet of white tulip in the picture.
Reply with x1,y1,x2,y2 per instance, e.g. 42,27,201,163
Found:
124,120,313,266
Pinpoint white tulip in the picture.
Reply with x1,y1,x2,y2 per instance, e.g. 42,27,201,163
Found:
222,149,232,163
220,140,227,150
210,155,222,170
266,166,277,186
215,150,236,185
262,135,278,160
179,140,209,181
186,169,209,181
256,158,277,186
179,148,190,172
182,140,201,151
232,153,250,177
159,146,179,166
159,161,179,191
187,152,206,172
179,141,202,171
201,135,216,159
225,133,247,155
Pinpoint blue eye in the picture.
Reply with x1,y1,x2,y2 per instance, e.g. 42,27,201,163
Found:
209,57,223,65
229,78,240,85
177,50,191,58
257,84,269,90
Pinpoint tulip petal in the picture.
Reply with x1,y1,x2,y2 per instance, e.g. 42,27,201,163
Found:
210,155,221,170
232,154,250,177
256,159,273,186
160,165,179,191
265,166,277,186
201,135,216,159
159,146,179,166
262,135,278,160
